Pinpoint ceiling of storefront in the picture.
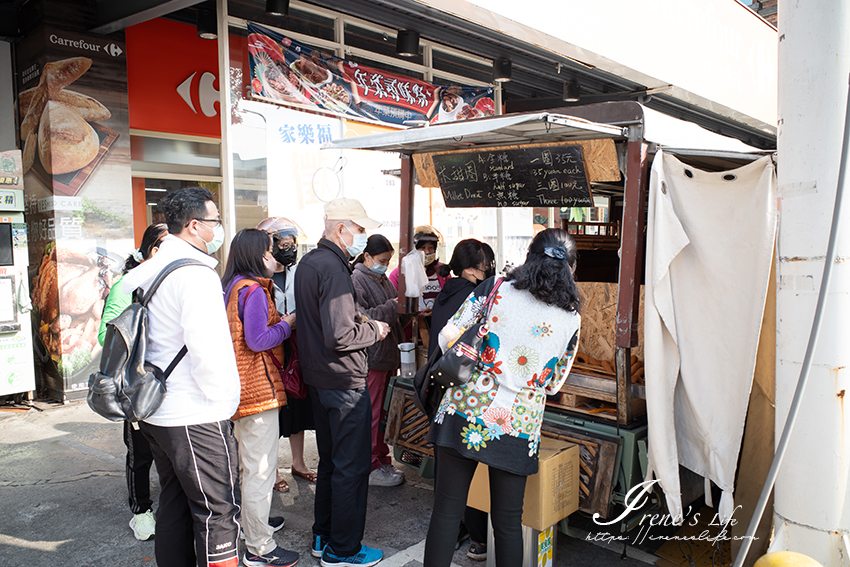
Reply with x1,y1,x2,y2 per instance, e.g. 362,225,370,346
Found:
0,0,777,150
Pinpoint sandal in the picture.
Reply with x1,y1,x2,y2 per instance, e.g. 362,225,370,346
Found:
291,468,317,483
273,477,290,492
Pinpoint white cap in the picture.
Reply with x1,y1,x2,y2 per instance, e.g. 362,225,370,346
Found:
323,197,381,229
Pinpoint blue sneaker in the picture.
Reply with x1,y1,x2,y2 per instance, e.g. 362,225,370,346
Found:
312,533,329,558
320,544,383,567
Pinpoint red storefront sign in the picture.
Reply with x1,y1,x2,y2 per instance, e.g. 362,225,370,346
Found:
125,18,221,138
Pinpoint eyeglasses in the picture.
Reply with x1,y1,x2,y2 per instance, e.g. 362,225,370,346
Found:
272,231,297,249
194,218,222,226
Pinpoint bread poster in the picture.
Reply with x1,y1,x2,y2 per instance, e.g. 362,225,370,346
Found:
16,28,133,396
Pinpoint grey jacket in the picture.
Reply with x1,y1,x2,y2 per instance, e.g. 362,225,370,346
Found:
351,263,402,372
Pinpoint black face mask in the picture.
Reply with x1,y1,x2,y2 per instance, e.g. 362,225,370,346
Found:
274,247,298,267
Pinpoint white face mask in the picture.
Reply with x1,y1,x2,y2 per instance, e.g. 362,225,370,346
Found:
201,222,225,255
344,225,368,258
370,263,388,275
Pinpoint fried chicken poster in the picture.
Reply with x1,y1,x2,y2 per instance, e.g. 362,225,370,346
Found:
247,22,495,126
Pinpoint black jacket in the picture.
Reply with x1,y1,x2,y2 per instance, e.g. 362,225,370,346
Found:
294,238,382,389
428,276,477,357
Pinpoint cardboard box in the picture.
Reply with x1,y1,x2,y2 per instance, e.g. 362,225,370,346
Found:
467,437,579,532
485,523,557,567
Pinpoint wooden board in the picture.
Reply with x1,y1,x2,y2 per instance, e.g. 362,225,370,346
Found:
576,281,645,363
541,422,620,519
32,123,119,197
414,138,620,192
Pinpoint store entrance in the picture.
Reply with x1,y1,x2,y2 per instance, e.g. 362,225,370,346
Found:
131,177,223,265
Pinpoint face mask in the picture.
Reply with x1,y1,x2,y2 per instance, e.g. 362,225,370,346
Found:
344,225,368,258
274,246,297,267
203,223,225,255
423,253,437,266
370,263,388,275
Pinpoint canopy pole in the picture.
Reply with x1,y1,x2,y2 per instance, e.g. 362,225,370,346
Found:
495,82,505,272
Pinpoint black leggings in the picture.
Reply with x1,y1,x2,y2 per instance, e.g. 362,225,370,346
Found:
424,445,527,567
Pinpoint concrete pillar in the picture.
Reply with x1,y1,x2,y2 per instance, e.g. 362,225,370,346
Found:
773,1,850,565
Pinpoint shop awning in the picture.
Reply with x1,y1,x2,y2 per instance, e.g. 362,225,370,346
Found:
325,112,627,154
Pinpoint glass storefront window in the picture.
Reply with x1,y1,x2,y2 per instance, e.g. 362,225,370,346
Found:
343,23,425,66
229,4,336,41
432,50,492,85
142,178,224,266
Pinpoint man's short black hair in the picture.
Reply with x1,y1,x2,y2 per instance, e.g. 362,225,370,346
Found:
161,187,215,235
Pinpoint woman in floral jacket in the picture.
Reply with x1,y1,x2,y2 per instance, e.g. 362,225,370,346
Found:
423,229,581,567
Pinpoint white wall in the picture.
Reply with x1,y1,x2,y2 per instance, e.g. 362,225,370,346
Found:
0,41,14,151
441,0,777,134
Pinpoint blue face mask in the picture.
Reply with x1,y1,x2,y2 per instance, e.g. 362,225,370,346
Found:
344,225,368,258
370,263,388,275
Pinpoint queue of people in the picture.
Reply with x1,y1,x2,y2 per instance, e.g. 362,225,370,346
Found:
103,186,581,567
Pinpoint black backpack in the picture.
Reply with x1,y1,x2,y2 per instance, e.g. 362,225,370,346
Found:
88,259,207,422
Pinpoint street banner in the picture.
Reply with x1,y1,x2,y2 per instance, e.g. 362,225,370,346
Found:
247,22,495,126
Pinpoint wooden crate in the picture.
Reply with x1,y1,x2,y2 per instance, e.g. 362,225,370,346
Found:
548,386,646,421
384,384,434,461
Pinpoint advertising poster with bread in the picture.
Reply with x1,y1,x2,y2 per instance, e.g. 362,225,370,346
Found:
16,27,133,398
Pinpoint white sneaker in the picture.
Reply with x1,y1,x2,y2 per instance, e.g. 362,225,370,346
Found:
382,463,404,480
129,510,156,541
369,464,404,487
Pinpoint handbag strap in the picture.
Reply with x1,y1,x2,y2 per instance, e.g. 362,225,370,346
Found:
478,278,504,325
266,348,284,372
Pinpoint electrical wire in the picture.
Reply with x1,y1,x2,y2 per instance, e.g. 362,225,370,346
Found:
732,74,850,567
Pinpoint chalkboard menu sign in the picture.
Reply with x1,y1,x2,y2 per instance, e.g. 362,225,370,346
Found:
432,145,592,208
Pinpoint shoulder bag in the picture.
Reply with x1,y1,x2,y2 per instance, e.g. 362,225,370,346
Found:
429,278,503,389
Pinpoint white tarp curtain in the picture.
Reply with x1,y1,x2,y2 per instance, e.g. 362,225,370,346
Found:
644,150,777,523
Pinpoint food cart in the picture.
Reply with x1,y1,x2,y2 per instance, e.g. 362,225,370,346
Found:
326,101,769,524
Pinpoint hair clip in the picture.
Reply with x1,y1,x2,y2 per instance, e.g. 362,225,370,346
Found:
543,246,567,260
131,249,144,263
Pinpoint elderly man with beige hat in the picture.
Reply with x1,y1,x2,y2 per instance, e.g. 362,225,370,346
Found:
294,198,391,567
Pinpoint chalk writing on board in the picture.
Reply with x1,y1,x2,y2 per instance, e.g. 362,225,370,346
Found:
432,145,592,208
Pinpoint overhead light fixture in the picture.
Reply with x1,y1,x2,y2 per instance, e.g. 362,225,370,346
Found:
145,187,167,192
396,30,419,57
266,0,289,16
196,2,217,40
563,79,581,102
493,57,511,83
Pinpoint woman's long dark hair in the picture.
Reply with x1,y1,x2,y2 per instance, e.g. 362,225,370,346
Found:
505,228,581,313
122,223,167,274
221,229,275,298
353,234,394,265
437,239,495,279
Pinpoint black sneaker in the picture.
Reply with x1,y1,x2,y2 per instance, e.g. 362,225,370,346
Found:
467,540,487,561
311,533,329,558
243,545,299,567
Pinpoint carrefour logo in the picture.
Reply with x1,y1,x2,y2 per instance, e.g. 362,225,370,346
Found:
177,71,219,117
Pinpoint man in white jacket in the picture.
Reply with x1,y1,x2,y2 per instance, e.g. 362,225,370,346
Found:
122,187,242,567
